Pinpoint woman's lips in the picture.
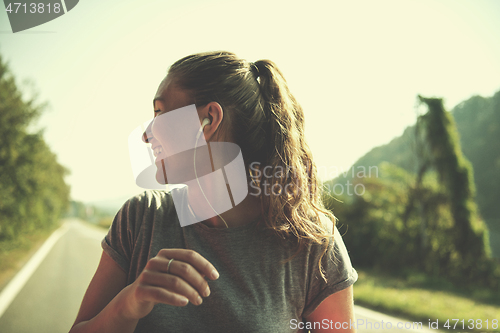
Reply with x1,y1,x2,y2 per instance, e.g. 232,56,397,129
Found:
153,146,168,162
153,146,163,157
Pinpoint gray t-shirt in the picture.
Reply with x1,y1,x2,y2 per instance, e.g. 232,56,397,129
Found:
102,188,358,332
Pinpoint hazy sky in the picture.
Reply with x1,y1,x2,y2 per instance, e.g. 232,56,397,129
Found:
1,0,499,203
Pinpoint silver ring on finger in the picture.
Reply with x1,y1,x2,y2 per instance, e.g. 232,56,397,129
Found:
167,258,174,274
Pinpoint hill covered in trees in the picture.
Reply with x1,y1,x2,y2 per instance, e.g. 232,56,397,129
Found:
351,91,500,232
323,90,500,290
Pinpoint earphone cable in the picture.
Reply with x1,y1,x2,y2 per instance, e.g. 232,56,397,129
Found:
193,129,229,228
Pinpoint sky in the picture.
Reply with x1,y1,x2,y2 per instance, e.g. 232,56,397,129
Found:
1,0,499,203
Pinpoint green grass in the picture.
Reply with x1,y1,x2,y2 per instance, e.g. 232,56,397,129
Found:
354,269,500,332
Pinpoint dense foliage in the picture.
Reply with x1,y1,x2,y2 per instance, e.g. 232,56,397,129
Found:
453,93,500,226
417,97,489,264
0,52,70,240
346,90,500,243
323,93,500,290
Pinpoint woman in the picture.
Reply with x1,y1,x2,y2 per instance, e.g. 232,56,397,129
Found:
70,51,358,333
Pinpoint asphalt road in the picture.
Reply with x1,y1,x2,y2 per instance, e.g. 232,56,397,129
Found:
0,219,436,333
0,219,105,333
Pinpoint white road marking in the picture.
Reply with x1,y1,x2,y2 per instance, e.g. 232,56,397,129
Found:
0,223,70,319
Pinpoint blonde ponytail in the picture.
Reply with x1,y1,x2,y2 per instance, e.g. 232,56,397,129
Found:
169,52,336,281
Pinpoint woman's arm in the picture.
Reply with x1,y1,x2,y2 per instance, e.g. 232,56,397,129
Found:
69,249,220,333
69,251,138,333
304,285,356,333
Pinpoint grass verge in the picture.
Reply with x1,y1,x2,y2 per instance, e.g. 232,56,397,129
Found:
354,269,500,332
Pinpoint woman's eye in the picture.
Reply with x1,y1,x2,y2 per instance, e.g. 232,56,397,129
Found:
154,109,161,116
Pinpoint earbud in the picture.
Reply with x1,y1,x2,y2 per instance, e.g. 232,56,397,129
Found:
196,118,211,140
201,118,211,129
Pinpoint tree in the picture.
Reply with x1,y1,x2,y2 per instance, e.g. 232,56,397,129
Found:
417,97,490,263
0,51,70,240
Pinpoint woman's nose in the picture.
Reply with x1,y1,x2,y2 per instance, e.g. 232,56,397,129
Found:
142,120,154,143
142,131,149,143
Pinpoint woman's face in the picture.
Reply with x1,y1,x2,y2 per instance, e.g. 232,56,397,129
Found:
142,75,197,185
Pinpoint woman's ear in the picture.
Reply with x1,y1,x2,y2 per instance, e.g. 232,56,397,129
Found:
200,102,224,141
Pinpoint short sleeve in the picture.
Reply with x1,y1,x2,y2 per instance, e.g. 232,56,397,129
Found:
101,193,144,273
302,221,358,318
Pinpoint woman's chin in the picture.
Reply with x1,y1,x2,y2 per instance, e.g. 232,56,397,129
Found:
155,169,167,185
154,167,186,186
155,159,192,185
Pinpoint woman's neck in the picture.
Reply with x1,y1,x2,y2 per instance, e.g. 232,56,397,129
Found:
186,184,261,229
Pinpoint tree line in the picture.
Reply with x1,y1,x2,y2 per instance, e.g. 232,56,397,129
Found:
0,51,70,242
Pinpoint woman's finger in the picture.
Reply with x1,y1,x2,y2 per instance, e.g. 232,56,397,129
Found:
145,256,211,299
135,283,189,307
157,249,219,280
167,260,211,298
139,269,203,305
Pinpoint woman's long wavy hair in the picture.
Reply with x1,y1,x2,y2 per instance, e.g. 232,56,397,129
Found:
168,51,336,281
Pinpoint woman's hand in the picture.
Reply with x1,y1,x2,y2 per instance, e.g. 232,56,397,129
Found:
118,249,219,320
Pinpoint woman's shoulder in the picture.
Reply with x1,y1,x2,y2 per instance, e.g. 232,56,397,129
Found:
317,212,335,233
113,189,177,228
120,189,175,211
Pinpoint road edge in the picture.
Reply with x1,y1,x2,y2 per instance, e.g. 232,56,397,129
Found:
0,222,70,318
